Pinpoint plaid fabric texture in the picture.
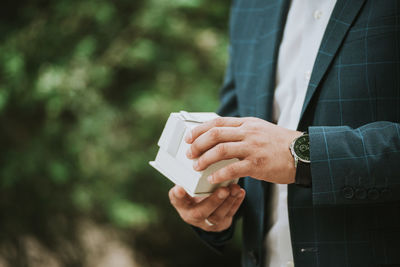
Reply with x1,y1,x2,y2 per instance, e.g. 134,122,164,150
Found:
196,0,400,266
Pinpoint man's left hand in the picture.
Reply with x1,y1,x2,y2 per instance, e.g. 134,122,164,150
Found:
185,117,302,185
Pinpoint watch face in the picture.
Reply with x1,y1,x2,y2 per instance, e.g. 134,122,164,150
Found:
294,134,310,162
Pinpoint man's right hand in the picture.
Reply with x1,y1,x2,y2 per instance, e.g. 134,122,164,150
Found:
168,184,245,232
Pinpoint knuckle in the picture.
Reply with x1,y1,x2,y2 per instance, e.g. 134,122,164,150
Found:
214,117,225,127
216,143,227,157
252,157,266,168
242,117,252,124
248,117,260,122
225,165,238,177
252,138,263,147
209,128,221,141
244,119,259,128
237,126,247,137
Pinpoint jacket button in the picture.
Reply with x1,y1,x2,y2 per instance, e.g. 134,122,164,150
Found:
367,188,380,200
342,186,354,199
355,187,367,200
248,250,259,265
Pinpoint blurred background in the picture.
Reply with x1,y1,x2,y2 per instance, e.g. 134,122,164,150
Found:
0,0,242,266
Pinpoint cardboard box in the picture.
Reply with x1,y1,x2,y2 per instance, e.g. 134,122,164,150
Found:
149,111,239,197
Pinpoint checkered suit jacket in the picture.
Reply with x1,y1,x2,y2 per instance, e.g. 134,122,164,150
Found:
195,0,400,267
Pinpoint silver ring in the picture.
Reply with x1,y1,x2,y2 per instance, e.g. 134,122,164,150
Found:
204,218,215,227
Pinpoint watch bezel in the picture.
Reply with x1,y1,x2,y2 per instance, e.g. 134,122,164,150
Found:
290,133,311,164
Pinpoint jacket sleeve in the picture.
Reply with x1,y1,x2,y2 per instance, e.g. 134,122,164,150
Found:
309,121,400,206
191,218,238,253
192,180,244,253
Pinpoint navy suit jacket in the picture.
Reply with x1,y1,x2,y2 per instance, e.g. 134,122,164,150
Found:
195,1,400,267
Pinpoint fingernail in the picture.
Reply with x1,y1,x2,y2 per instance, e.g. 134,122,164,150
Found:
207,175,214,184
231,188,240,197
218,190,228,199
185,131,192,143
186,147,193,159
193,160,199,170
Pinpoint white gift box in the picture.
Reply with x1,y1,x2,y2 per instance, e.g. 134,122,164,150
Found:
149,111,239,197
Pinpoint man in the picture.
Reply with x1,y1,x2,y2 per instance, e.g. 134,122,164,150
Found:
169,0,400,266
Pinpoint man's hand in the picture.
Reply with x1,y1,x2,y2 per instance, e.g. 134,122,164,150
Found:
185,117,302,185
169,184,245,232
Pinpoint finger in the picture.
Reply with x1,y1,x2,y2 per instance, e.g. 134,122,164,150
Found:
187,127,244,159
185,117,243,144
208,160,251,184
168,185,192,210
187,187,230,223
194,142,248,171
226,189,246,218
207,184,242,222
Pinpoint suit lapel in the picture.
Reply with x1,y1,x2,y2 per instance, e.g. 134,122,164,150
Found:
299,0,367,120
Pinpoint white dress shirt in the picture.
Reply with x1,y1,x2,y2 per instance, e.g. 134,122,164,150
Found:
264,1,337,267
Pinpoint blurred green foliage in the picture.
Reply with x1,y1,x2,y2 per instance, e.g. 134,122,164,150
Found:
0,0,241,266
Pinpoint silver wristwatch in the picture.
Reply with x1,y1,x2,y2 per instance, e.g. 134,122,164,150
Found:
289,133,311,168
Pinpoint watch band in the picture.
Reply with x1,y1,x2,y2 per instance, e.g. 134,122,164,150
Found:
290,132,312,187
295,160,312,187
